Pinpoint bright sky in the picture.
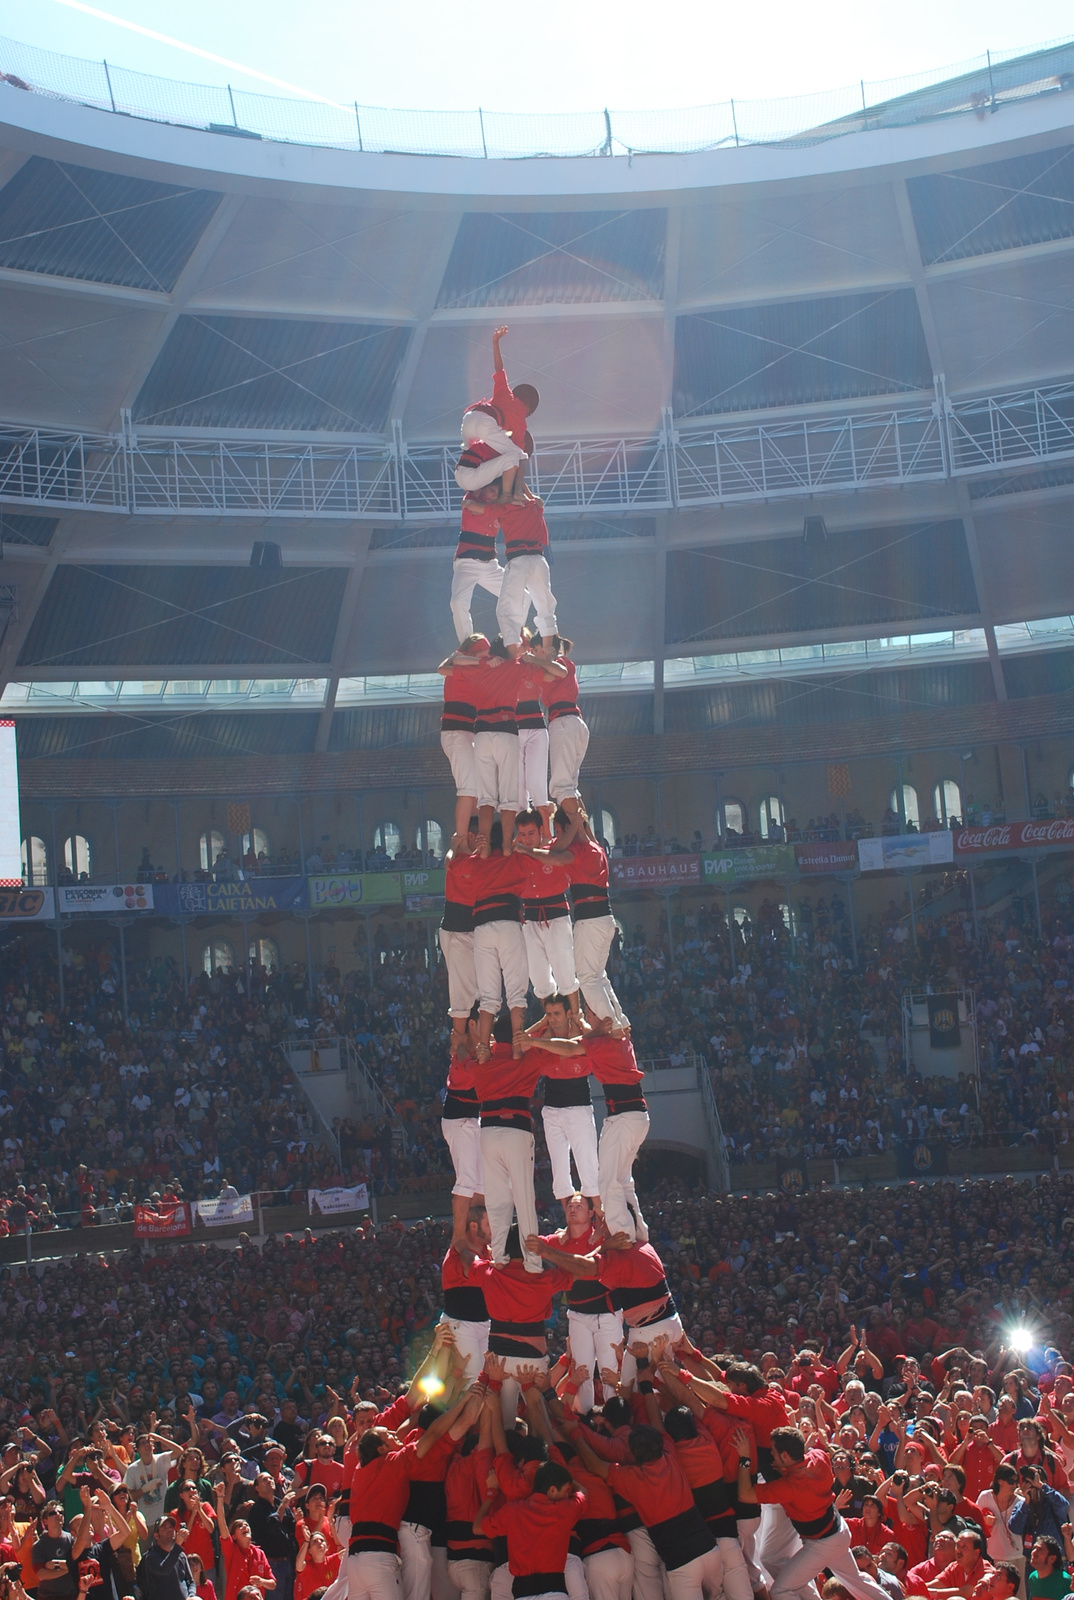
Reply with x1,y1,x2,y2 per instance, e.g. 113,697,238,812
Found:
2,0,1073,115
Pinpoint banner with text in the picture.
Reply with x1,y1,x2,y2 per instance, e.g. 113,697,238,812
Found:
308,1184,370,1216
133,1200,191,1239
928,994,961,1049
308,872,403,908
0,886,55,921
701,844,796,886
610,855,701,890
58,883,154,913
954,819,1074,857
794,839,859,875
192,1193,254,1228
858,832,953,872
156,876,308,916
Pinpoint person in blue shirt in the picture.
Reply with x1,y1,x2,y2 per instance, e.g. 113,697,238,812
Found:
1009,1467,1070,1559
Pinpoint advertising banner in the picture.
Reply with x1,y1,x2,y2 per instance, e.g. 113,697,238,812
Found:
701,844,796,886
928,994,961,1049
0,886,55,921
308,872,403,908
192,1193,254,1228
857,832,953,872
954,819,1074,857
794,840,859,875
133,1201,191,1239
0,721,19,888
895,1139,949,1178
58,883,154,913
155,877,308,916
308,1184,370,1216
610,855,701,890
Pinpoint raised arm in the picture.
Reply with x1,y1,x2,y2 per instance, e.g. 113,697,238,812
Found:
525,1238,602,1278
492,326,507,375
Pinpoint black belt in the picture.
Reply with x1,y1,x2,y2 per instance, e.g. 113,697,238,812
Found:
442,1286,488,1321
548,701,580,719
441,901,474,934
443,1090,479,1120
474,895,521,927
614,1277,671,1312
443,700,477,720
647,1507,714,1571
474,716,518,734
480,1096,532,1134
488,1332,546,1356
523,894,571,923
489,1318,545,1337
514,1574,565,1598
504,546,546,561
790,1510,839,1541
604,1091,646,1115
350,1521,399,1554
571,888,611,920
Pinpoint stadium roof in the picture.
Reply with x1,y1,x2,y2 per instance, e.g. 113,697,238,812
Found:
0,35,1073,765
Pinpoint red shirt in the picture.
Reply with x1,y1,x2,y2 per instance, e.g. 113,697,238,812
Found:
445,1450,493,1560
455,493,500,561
597,1241,672,1325
499,499,549,559
482,1490,585,1579
515,661,547,731
606,1441,717,1567
221,1536,273,1600
702,1406,757,1478
755,1449,836,1535
347,1438,421,1550
519,853,572,920
907,1553,953,1595
177,1504,218,1573
932,1556,993,1593
957,1442,998,1502
720,1387,790,1448
469,658,523,731
295,1551,340,1600
470,1043,544,1131
467,1258,573,1334
845,1515,890,1554
466,368,529,451
442,668,478,733
585,1035,646,1115
293,1458,345,1497
469,853,529,931
443,1055,480,1120
541,658,580,720
445,852,480,910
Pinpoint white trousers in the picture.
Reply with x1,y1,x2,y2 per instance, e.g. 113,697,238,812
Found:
437,1313,490,1387
480,1125,540,1270
474,920,529,1013
597,1112,650,1240
461,410,527,460
451,559,505,642
584,1546,633,1600
522,917,578,999
518,726,550,809
496,554,557,647
620,1313,684,1387
440,929,478,1017
500,1352,550,1429
401,1522,434,1600
665,1546,722,1600
542,1102,599,1199
449,1559,491,1600
566,1309,623,1412
474,731,520,811
349,1551,404,1600
490,1564,512,1600
441,1115,483,1196
572,917,626,1025
716,1538,752,1600
441,730,478,798
756,1503,799,1587
626,1529,667,1600
565,1553,588,1600
548,716,589,803
768,1523,892,1600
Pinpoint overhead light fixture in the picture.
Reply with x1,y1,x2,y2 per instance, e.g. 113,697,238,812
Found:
803,515,827,543
250,541,282,571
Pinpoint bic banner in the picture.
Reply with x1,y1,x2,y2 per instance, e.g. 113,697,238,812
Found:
309,872,403,908
0,886,55,921
308,1185,370,1216
701,844,796,886
57,883,154,913
192,1193,254,1228
928,994,961,1049
133,1201,191,1239
895,1140,949,1179
610,855,701,890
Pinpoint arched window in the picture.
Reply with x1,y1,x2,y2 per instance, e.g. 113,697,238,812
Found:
719,800,746,839
21,836,47,887
934,779,961,827
599,808,617,848
759,796,784,840
249,937,279,973
375,821,402,860
890,785,919,828
241,827,270,863
63,834,92,880
732,904,751,930
778,902,794,934
199,830,225,872
203,939,235,975
418,820,443,861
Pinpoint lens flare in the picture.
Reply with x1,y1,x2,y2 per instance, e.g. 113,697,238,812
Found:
418,1375,444,1398
1008,1326,1033,1355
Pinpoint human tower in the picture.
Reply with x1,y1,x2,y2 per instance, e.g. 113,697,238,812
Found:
340,330,896,1600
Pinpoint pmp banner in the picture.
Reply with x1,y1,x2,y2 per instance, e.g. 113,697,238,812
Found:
794,839,859,875
308,872,403,908
192,1193,254,1228
155,876,309,916
610,855,700,890
701,844,796,886
858,832,953,872
954,819,1074,857
308,1184,370,1216
133,1201,191,1239
0,886,55,921
58,882,154,913
928,994,961,1049
402,868,446,918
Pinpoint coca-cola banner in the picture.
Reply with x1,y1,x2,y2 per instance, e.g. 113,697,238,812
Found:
610,855,701,890
794,840,859,875
954,819,1074,856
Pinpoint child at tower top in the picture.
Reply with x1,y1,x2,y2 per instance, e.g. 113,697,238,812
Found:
455,325,540,503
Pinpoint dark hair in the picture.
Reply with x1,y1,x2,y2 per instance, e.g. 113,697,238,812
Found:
725,1363,765,1394
358,1431,385,1466
770,1427,806,1462
993,1564,1021,1593
533,1460,570,1495
961,1529,986,1557
516,810,542,831
603,1397,631,1430
505,1429,547,1465
943,1463,966,1490
414,1404,441,1432
492,1010,514,1044
992,1465,1019,1491
627,1426,665,1465
663,1407,699,1443
489,636,509,661
1034,1536,1063,1568
544,995,572,1012
550,634,573,656
513,384,539,414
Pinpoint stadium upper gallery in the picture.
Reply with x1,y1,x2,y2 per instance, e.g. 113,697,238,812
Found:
5,24,1074,1208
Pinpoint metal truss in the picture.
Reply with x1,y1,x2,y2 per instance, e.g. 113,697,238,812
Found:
1,380,1073,521
672,404,947,505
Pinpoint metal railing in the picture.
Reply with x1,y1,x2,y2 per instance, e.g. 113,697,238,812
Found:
3,376,1074,520
0,31,1071,158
